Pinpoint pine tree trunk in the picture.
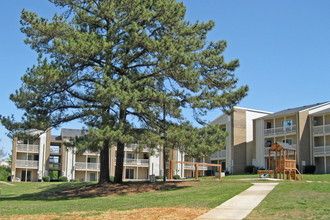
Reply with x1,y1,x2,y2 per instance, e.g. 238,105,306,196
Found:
98,140,110,184
114,141,125,183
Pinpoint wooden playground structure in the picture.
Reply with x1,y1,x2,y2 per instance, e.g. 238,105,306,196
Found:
169,161,222,180
258,142,303,180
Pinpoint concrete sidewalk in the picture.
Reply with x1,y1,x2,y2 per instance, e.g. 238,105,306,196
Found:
196,182,278,220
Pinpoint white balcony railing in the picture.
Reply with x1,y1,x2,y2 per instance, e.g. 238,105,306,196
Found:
16,144,39,153
75,162,100,170
314,146,330,156
264,125,297,137
264,144,296,156
49,163,61,169
16,159,38,168
124,144,149,152
313,124,330,135
50,148,60,154
210,150,226,159
124,159,149,166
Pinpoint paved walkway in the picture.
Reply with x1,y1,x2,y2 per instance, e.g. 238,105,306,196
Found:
0,181,15,186
196,182,278,220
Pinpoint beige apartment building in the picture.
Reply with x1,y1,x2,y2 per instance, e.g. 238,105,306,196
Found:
11,102,330,182
210,107,271,174
254,102,330,174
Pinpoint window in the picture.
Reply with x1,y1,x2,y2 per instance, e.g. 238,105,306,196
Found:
266,122,272,129
266,140,272,147
87,157,97,163
126,153,135,159
49,156,60,163
282,120,293,128
283,139,293,145
125,168,134,179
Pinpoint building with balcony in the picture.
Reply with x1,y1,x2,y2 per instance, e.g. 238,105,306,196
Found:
254,102,330,173
311,108,330,173
210,107,271,174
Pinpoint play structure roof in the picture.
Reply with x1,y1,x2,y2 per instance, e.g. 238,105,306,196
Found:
269,142,296,151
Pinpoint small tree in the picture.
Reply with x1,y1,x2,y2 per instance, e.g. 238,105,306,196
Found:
1,0,247,184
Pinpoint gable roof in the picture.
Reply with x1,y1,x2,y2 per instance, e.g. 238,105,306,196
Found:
260,102,328,119
61,129,88,138
269,142,296,151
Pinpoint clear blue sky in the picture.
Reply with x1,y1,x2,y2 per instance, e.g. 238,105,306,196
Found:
1,0,329,156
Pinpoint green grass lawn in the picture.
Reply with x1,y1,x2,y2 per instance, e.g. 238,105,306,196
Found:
0,174,329,219
0,178,251,217
246,174,330,220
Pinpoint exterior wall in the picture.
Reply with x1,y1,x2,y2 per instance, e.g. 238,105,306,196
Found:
232,108,247,174
75,171,86,182
255,118,266,169
298,111,312,169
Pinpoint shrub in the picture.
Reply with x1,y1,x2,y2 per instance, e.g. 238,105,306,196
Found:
58,176,68,182
304,165,316,174
110,176,114,182
42,176,50,182
156,176,163,179
0,166,10,181
74,179,80,182
173,175,180,179
245,165,255,174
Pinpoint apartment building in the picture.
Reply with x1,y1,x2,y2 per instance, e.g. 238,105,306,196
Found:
210,107,271,174
254,102,330,174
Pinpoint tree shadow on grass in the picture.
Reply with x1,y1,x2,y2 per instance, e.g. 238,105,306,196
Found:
0,181,195,202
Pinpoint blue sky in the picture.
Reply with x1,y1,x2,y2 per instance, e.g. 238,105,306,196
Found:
0,0,329,156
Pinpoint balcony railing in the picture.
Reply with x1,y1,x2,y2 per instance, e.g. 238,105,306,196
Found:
314,146,330,156
50,148,60,154
49,163,61,169
264,125,296,137
16,159,38,168
16,144,39,153
210,150,226,160
124,159,149,166
124,144,149,152
75,162,100,170
264,144,296,156
313,124,330,135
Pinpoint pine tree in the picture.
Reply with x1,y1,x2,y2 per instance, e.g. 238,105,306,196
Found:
1,0,248,183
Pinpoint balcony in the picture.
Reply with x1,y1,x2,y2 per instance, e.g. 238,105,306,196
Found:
49,163,61,170
264,125,296,137
124,159,149,166
16,159,38,169
313,124,330,135
314,146,330,156
16,144,39,153
75,162,100,171
50,148,60,154
124,144,149,152
264,144,296,157
210,150,226,160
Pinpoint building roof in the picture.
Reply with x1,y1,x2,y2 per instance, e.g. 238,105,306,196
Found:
311,107,330,115
269,142,296,151
61,129,88,138
259,102,329,119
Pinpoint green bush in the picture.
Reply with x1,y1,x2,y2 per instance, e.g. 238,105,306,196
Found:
156,176,163,179
173,175,180,179
245,165,255,174
42,176,50,182
304,165,316,174
0,166,11,181
110,176,114,182
74,179,80,182
58,176,68,182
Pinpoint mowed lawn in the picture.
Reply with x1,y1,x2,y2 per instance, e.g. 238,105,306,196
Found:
0,174,329,219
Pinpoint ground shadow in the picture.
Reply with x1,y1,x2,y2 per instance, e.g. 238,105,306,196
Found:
0,181,195,202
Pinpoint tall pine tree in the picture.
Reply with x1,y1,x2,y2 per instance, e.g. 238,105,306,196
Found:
1,0,248,183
